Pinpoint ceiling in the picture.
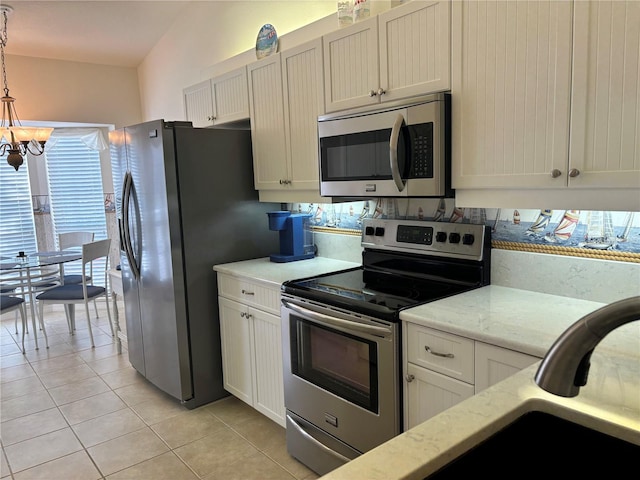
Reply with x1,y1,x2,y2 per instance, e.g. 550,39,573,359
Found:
1,1,193,67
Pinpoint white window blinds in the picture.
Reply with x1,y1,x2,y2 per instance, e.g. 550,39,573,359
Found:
46,136,107,243
0,158,37,258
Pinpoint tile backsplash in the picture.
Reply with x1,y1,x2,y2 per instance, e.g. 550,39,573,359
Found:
290,199,640,256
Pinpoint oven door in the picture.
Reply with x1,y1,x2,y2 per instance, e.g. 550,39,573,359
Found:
281,295,400,461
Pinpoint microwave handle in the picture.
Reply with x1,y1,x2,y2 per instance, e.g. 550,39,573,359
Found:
389,114,406,192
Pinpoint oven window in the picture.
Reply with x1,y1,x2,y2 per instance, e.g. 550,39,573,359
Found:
290,317,379,413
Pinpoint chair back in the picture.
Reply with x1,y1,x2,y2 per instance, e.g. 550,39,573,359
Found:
82,239,111,285
59,232,95,250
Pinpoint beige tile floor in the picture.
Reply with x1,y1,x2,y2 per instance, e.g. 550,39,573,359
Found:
0,300,318,480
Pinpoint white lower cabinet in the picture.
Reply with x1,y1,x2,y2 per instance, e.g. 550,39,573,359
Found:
405,363,474,429
474,341,539,394
404,323,540,430
217,274,285,427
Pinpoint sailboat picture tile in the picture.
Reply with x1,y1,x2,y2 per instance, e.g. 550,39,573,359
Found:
291,200,640,256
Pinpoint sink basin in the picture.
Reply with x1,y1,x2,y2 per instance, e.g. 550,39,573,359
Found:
426,411,639,478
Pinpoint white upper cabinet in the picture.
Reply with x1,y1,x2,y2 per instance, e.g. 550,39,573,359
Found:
379,0,451,102
282,39,326,192
210,67,250,124
323,16,380,112
248,39,326,200
569,0,640,189
453,0,640,204
323,0,451,113
183,79,215,128
452,0,573,189
183,66,249,127
247,54,288,191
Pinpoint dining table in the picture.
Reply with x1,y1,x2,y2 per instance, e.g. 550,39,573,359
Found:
0,250,82,349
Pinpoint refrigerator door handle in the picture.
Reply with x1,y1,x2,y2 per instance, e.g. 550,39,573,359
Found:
122,171,140,280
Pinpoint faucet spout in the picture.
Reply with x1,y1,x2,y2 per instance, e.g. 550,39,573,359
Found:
535,296,640,397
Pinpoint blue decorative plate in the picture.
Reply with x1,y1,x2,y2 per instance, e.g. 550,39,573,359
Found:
256,24,278,59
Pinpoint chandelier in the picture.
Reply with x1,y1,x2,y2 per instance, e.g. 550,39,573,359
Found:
0,5,52,171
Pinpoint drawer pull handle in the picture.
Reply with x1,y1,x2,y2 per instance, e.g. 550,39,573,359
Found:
405,374,415,382
241,289,255,296
425,345,454,358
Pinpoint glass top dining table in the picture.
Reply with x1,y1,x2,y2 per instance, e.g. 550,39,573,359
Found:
1,250,83,349
0,251,82,271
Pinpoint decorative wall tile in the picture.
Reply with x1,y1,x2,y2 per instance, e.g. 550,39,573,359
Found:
290,200,640,258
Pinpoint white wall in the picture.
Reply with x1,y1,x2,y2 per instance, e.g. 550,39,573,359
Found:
138,1,392,121
7,55,142,129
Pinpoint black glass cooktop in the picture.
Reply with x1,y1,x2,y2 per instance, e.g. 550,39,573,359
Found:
282,267,476,322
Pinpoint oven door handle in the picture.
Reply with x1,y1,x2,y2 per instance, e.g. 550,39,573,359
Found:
286,414,352,464
282,299,392,337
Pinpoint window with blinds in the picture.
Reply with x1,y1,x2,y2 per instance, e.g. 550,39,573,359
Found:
0,158,38,258
46,136,108,285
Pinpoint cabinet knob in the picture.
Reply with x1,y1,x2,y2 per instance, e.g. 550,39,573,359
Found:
369,90,377,97
550,169,562,178
241,289,255,296
405,374,415,382
240,312,246,318
279,179,291,185
377,88,386,96
568,168,580,178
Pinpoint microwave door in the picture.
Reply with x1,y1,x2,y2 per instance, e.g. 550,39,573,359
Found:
389,114,406,193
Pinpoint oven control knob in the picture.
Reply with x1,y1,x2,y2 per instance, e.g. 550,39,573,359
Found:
365,226,375,236
462,234,475,245
375,227,385,236
449,232,461,244
435,231,447,242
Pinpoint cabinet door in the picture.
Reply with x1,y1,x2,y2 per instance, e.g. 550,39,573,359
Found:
379,0,451,102
218,297,254,406
452,0,573,189
183,79,214,127
405,363,474,430
250,306,286,427
569,0,640,189
247,54,288,190
211,66,249,124
282,39,325,191
323,16,380,112
474,342,539,394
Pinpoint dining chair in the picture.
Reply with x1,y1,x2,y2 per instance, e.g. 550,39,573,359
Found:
58,232,99,317
1,295,27,354
36,238,113,348
0,266,58,349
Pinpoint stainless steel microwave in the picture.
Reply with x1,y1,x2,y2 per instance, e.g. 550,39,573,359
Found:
318,93,452,198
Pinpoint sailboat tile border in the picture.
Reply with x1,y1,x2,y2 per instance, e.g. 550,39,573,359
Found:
289,199,640,261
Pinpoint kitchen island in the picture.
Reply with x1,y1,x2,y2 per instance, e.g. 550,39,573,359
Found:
320,286,640,479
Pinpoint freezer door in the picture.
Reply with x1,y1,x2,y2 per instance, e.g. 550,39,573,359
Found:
125,120,192,402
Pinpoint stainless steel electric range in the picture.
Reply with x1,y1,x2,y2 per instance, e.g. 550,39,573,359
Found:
280,218,491,475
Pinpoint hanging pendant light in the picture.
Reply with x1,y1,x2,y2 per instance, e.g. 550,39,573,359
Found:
0,5,52,171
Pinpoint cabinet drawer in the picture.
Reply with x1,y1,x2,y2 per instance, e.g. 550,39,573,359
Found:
406,324,474,384
217,274,281,315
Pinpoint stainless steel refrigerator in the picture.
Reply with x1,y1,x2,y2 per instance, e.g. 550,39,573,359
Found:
109,120,279,409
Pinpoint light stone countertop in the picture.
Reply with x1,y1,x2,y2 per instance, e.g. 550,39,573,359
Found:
321,286,640,480
213,256,360,288
400,285,639,359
